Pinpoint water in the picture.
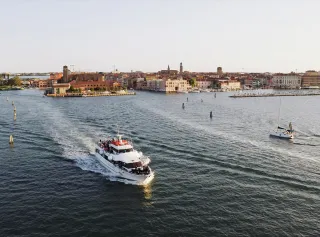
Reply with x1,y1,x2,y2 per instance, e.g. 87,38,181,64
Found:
0,89,320,236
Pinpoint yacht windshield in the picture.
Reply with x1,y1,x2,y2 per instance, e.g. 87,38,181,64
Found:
118,148,133,153
124,162,142,169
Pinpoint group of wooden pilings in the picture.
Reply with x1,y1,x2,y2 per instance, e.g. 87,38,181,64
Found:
182,96,214,119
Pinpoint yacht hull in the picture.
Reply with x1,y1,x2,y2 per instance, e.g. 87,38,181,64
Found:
269,132,293,139
94,152,154,185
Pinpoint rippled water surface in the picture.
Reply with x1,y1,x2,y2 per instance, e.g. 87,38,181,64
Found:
0,89,320,236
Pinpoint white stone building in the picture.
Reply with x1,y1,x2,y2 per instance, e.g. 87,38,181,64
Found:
219,80,241,91
197,80,212,89
272,74,301,89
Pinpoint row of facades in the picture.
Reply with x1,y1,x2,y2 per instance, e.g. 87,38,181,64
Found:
23,69,320,92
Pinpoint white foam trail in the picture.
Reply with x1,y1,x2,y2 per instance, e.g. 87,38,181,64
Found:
38,102,142,184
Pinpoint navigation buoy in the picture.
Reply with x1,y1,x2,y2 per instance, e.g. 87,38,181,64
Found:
14,112,16,121
214,93,216,98
14,106,16,112
182,103,185,109
12,101,14,106
187,97,188,102
9,135,14,144
6,97,9,101
210,111,213,119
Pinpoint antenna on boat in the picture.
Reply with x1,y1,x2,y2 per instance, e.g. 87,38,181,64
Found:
115,124,122,141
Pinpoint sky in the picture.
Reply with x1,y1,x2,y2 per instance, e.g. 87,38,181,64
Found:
0,0,320,73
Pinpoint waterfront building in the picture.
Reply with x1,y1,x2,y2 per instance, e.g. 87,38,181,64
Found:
48,73,63,88
130,77,145,89
301,70,320,88
136,78,188,93
147,79,163,91
70,80,116,91
136,80,148,90
218,80,241,91
272,73,301,89
52,83,70,94
32,79,48,89
160,78,188,93
69,72,105,82
197,79,212,89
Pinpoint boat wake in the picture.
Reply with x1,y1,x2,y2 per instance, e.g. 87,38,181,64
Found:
40,103,142,185
63,151,143,185
135,101,320,164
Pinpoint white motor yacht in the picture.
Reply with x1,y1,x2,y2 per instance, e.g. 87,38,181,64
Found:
94,133,154,185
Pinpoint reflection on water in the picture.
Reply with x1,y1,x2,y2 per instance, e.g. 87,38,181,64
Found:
141,184,153,207
142,184,152,200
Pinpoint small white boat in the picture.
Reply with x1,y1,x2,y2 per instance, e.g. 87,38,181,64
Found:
270,125,294,139
94,132,154,185
177,90,188,94
270,98,295,139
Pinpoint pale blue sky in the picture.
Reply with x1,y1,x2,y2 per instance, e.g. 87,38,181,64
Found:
0,0,319,73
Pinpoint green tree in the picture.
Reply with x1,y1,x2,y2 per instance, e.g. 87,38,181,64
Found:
189,77,197,87
68,85,75,92
8,76,22,87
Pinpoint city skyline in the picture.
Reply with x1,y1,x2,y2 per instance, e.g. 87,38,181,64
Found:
1,0,320,73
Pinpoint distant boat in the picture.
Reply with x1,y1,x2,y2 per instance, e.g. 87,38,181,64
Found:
270,98,295,139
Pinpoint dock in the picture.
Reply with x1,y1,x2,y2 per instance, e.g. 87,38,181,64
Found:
230,92,320,98
46,92,136,97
